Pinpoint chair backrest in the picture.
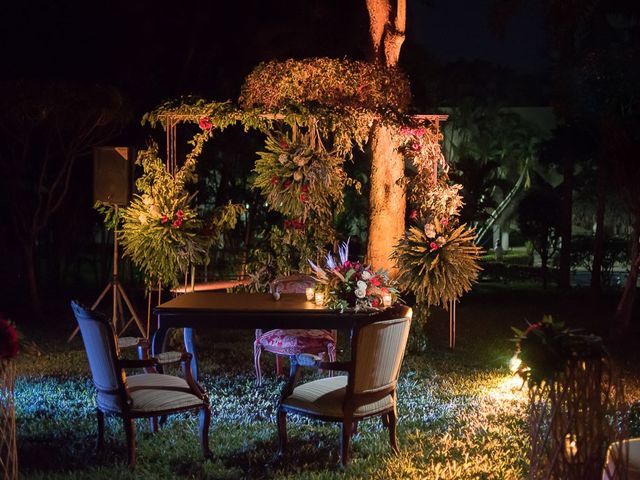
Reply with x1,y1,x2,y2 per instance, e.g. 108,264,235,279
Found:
271,274,316,294
70,301,125,412
349,306,412,395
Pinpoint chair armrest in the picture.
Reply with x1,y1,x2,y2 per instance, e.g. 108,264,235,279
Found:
118,358,157,369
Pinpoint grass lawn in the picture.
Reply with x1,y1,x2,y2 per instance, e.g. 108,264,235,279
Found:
14,283,640,479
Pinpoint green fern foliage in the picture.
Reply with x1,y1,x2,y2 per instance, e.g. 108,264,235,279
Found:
394,223,482,309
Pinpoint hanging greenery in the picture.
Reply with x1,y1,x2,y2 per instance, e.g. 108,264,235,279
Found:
239,57,411,113
393,124,482,309
119,143,242,287
253,130,358,220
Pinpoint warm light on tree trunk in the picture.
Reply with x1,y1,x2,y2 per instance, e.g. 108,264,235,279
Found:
367,123,406,275
365,0,406,273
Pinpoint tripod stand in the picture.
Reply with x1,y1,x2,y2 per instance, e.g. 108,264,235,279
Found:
67,205,146,343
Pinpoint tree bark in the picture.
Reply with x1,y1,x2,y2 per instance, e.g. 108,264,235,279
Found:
558,151,574,289
366,123,406,274
22,241,42,317
591,152,606,292
364,0,406,274
613,221,639,335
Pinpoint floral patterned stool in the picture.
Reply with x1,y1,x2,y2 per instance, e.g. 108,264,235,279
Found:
253,273,336,386
254,328,336,385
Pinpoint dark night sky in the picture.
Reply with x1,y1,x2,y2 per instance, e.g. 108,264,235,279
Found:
0,0,547,110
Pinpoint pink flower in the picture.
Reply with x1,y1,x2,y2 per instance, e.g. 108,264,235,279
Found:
429,242,439,252
370,276,381,287
173,218,183,228
176,209,184,219
161,215,169,224
399,127,412,136
441,218,449,226
411,142,421,151
271,176,279,185
524,322,542,336
198,116,212,131
409,210,418,220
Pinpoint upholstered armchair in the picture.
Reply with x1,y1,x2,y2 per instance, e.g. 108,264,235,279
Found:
276,306,412,466
253,274,336,385
71,301,212,467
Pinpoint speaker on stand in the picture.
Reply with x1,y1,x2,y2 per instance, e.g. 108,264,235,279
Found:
67,147,146,342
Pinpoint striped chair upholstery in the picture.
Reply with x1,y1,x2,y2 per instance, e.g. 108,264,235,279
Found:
71,301,212,467
254,274,336,384
277,306,412,466
603,438,640,479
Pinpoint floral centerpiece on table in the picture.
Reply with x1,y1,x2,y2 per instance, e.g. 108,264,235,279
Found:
309,239,400,313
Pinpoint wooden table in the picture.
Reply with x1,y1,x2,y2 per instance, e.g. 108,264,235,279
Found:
152,292,382,380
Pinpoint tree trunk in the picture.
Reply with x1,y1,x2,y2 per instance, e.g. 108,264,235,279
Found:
22,241,42,317
558,152,574,289
365,0,406,274
613,221,640,335
367,123,405,274
591,153,606,292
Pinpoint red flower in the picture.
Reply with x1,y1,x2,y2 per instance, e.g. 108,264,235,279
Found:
429,242,438,251
370,276,381,287
271,176,279,185
409,210,418,220
198,116,213,131
173,218,183,228
284,220,292,228
371,298,380,308
301,184,309,193
176,209,184,219
292,220,304,230
411,142,421,151
161,214,169,224
441,218,449,226
279,138,289,149
299,193,307,202
283,180,292,189
0,318,19,359
523,322,542,336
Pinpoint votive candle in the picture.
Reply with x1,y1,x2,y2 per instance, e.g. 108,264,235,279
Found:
314,291,325,306
305,287,315,301
382,293,392,307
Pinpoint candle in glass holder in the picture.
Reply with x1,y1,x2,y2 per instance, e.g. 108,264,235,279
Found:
314,291,325,306
305,287,315,301
382,293,392,307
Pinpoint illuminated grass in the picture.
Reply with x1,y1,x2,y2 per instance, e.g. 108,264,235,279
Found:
14,287,640,479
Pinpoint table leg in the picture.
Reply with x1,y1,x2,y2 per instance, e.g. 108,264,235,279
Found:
183,327,198,382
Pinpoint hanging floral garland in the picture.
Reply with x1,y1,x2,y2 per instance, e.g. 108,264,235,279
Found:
253,128,353,221
119,143,242,287
393,124,483,309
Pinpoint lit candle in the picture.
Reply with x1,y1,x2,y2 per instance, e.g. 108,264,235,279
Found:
314,291,325,306
305,287,315,301
564,433,578,459
382,293,392,307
